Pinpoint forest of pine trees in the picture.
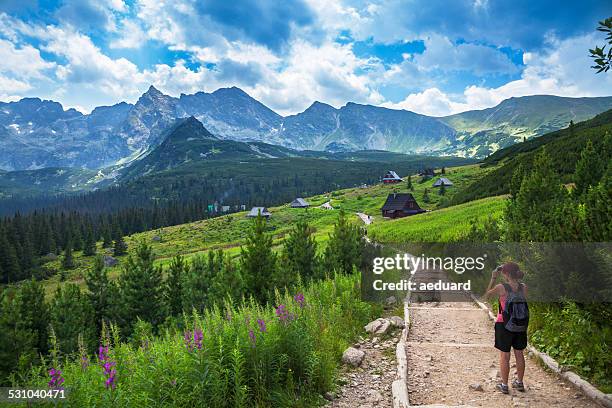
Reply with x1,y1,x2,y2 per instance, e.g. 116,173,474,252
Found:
0,211,365,385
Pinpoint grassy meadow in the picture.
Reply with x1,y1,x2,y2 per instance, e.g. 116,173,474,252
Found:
39,163,497,297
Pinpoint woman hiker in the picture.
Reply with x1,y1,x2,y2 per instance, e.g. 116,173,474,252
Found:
483,262,529,395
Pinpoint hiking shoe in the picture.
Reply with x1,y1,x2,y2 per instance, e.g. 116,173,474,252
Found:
512,379,525,392
496,383,509,394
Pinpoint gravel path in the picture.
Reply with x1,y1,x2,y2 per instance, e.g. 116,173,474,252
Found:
406,301,603,407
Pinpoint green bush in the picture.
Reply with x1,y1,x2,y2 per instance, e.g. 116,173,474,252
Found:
529,302,612,393
23,273,377,407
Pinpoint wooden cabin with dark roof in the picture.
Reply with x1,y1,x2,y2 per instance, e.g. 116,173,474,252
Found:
382,170,402,183
381,193,425,218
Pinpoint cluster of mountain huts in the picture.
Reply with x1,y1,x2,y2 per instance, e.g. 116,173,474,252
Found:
245,169,449,221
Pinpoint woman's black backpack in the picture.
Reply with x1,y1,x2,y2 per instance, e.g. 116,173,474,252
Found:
500,283,529,332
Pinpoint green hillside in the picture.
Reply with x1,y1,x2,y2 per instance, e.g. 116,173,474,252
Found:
449,109,612,205
37,164,492,296
440,95,612,157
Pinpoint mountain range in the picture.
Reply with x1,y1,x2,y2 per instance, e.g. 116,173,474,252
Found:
1,86,612,171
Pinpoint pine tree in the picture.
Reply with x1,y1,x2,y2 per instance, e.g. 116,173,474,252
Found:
281,221,318,284
240,214,277,303
85,256,113,334
324,209,362,275
49,284,95,354
439,184,446,196
406,175,413,191
209,251,244,306
113,234,128,257
574,140,605,196
505,148,565,241
102,225,113,248
165,255,186,316
119,242,165,333
83,226,96,256
422,188,430,203
182,254,212,312
441,167,446,174
16,279,49,354
0,288,36,385
0,230,21,283
62,240,75,270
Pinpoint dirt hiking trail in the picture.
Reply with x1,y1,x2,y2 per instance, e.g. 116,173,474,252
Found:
405,300,602,407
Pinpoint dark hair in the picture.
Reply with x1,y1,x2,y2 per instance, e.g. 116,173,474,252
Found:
502,262,524,280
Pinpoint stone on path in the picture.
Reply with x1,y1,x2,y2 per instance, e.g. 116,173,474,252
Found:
469,383,484,392
387,316,405,328
364,318,391,335
342,347,365,367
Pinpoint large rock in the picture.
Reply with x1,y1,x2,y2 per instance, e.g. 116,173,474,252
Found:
342,347,365,367
103,255,119,267
364,318,391,335
387,316,405,328
384,296,397,306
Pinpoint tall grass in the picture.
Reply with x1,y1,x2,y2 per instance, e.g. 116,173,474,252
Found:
24,273,378,407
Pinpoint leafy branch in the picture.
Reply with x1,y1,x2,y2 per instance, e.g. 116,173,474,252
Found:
589,17,612,73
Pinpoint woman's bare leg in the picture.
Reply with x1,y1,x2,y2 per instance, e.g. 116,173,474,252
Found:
514,349,525,382
500,351,511,384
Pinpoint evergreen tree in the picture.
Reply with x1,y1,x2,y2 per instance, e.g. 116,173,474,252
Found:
113,234,128,257
165,255,186,316
281,221,319,284
209,251,245,306
583,171,612,241
441,167,446,174
406,175,413,191
119,242,165,333
324,209,362,275
85,256,113,334
0,231,21,283
240,214,277,303
62,240,75,270
49,284,95,354
574,140,605,196
422,188,430,203
505,149,565,241
83,226,96,256
16,279,49,354
439,184,446,196
182,254,212,312
102,225,113,248
0,289,36,386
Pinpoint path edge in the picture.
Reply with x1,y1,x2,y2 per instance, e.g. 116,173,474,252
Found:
469,293,612,408
392,297,410,408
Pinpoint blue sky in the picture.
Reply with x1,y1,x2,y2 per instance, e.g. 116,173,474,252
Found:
0,0,610,116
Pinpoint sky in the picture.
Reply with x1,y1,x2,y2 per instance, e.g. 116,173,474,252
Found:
0,0,611,116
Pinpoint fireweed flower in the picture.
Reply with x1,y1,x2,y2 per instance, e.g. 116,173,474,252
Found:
248,329,256,346
193,329,203,350
98,345,117,390
81,353,89,370
257,318,267,333
293,293,305,308
98,345,109,362
275,304,294,323
184,330,193,351
48,368,65,390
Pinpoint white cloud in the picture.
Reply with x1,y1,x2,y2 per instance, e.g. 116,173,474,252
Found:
110,19,147,49
385,33,612,116
414,35,518,75
383,88,469,116
0,39,55,79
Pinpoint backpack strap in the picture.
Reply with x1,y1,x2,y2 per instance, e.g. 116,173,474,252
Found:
502,283,512,293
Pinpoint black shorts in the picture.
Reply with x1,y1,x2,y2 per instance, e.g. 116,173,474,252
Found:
494,322,527,352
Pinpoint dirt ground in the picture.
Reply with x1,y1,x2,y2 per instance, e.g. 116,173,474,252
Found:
405,301,603,407
328,323,401,407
